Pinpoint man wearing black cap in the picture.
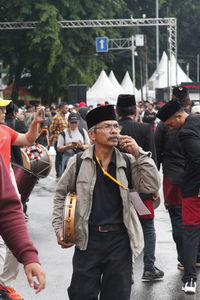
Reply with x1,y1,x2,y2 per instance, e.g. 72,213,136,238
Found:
155,86,200,276
52,105,160,300
116,94,164,282
172,86,191,112
157,100,200,294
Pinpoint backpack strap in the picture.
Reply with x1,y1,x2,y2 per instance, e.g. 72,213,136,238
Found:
78,127,85,143
75,152,133,189
60,130,66,144
75,151,83,180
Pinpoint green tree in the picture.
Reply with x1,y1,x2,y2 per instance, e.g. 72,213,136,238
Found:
0,0,199,103
0,0,128,104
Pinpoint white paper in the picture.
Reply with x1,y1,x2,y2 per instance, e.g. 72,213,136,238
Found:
129,191,151,215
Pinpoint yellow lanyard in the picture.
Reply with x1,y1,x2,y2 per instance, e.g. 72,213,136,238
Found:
95,155,127,190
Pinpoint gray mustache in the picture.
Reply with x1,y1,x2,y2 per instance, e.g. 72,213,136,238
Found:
107,135,119,141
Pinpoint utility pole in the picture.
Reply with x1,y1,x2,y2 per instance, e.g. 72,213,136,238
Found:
156,0,159,78
144,35,148,100
197,54,200,82
131,35,136,95
109,35,144,97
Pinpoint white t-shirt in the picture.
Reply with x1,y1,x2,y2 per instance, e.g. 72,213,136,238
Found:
57,127,90,147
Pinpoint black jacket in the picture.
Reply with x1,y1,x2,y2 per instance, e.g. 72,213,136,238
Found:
154,121,185,185
119,117,157,200
178,114,200,197
119,117,157,164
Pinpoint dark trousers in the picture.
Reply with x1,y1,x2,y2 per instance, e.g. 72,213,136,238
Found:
168,207,200,266
68,229,133,300
54,142,62,177
182,228,200,283
140,218,156,271
168,207,184,264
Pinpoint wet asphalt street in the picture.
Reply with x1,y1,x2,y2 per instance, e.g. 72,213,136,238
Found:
13,154,200,300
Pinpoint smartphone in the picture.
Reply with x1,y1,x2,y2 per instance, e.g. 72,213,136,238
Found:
72,142,78,145
40,107,45,119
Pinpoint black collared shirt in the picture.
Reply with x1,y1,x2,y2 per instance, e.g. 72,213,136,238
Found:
89,151,124,225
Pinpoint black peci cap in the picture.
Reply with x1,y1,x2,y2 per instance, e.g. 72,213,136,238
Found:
172,86,188,98
156,100,182,122
116,94,136,107
85,105,117,129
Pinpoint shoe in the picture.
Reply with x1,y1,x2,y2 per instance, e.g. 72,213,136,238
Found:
0,285,23,300
196,262,200,267
182,278,196,294
142,267,164,281
24,213,29,221
177,262,200,271
177,263,184,271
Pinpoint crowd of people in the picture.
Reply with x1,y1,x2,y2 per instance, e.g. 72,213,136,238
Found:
2,99,165,179
1,85,200,299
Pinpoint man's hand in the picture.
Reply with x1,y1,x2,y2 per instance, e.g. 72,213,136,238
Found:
152,192,161,209
152,192,160,201
77,140,84,150
32,106,45,125
24,263,46,294
118,135,139,156
56,230,74,248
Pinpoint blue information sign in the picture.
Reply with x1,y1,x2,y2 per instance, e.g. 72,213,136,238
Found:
96,37,108,52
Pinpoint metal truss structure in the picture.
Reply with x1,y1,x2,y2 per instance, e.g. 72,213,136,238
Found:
0,18,177,56
109,38,132,51
0,17,177,85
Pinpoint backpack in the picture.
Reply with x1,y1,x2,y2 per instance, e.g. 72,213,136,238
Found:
75,152,133,189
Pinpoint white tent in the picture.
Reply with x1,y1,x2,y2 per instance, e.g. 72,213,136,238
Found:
86,70,119,106
108,70,125,93
140,51,192,100
171,54,192,85
121,71,141,101
148,51,192,89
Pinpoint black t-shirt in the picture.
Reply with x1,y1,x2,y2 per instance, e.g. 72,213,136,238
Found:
89,151,123,225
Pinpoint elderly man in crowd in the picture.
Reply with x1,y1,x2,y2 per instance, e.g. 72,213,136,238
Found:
52,105,160,300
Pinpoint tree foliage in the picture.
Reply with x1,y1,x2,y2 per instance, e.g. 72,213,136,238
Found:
0,0,199,103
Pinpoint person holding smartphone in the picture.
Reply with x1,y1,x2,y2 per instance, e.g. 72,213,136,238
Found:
57,112,90,174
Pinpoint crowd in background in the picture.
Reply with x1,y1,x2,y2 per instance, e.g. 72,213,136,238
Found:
6,98,200,180
2,87,200,299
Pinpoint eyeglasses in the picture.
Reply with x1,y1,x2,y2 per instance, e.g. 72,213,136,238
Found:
94,123,122,131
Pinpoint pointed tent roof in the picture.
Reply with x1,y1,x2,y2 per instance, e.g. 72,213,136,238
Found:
108,71,125,93
121,71,134,94
140,51,192,100
147,51,192,89
149,51,168,85
171,54,192,84
86,70,119,106
121,71,140,101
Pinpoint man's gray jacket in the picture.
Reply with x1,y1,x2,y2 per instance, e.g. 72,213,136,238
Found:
52,145,160,259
